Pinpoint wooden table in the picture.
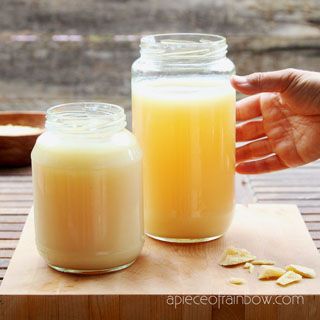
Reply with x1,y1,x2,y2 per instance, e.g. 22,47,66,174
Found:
1,163,320,320
1,203,320,320
1,162,319,286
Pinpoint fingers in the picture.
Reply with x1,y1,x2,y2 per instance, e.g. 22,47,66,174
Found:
236,120,265,142
231,68,298,95
232,68,301,175
236,154,288,174
236,138,272,163
236,94,262,121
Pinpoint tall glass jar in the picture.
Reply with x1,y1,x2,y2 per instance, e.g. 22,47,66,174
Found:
32,102,143,274
132,34,235,243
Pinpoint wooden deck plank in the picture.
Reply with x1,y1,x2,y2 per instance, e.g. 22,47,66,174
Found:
256,200,320,206
0,202,33,208
0,189,33,195
0,258,10,269
0,240,19,249
0,216,28,224
0,182,33,187
253,187,320,192
299,207,320,214
0,168,32,176
249,169,320,181
253,193,320,200
0,250,15,259
310,231,320,240
314,240,320,249
0,176,32,182
250,181,320,187
0,208,30,214
235,174,254,204
303,215,320,222
0,195,33,201
0,224,24,231
0,232,21,240
305,222,320,231
0,269,6,278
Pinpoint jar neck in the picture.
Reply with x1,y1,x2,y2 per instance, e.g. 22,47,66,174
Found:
45,102,126,137
140,33,228,65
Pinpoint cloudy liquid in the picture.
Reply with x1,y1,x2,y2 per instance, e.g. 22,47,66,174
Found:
32,130,143,272
132,78,235,241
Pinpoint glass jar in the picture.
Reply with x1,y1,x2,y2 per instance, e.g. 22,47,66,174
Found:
132,33,235,243
31,102,143,274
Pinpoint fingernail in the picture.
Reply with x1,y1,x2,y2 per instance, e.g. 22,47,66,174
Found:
232,75,249,85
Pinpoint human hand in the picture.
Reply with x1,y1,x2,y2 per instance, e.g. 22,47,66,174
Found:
231,68,320,174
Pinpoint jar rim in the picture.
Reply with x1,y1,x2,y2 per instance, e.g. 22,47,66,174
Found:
141,33,226,48
140,33,227,62
46,102,126,135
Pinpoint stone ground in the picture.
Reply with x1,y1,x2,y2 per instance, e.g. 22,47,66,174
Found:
0,0,319,112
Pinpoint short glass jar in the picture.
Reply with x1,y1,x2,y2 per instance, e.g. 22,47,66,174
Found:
132,34,236,243
32,102,144,274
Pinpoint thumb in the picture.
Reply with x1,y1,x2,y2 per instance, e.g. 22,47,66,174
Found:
230,68,299,95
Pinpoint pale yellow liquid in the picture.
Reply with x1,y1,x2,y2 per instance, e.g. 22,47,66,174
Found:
132,78,235,241
32,130,143,272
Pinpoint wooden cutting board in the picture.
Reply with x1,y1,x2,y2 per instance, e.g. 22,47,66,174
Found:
1,204,320,320
1,204,320,295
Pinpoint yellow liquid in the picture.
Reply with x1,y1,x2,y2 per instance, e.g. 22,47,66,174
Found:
132,78,235,241
32,130,143,272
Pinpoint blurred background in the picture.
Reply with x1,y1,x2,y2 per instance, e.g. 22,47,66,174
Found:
0,0,319,117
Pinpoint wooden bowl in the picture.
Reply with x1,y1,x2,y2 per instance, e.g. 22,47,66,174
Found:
0,111,45,167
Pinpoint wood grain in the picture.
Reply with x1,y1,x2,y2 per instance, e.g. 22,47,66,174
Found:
0,240,19,249
0,216,27,224
247,161,320,252
0,250,15,258
1,204,320,296
89,296,120,320
0,208,30,214
0,163,320,318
